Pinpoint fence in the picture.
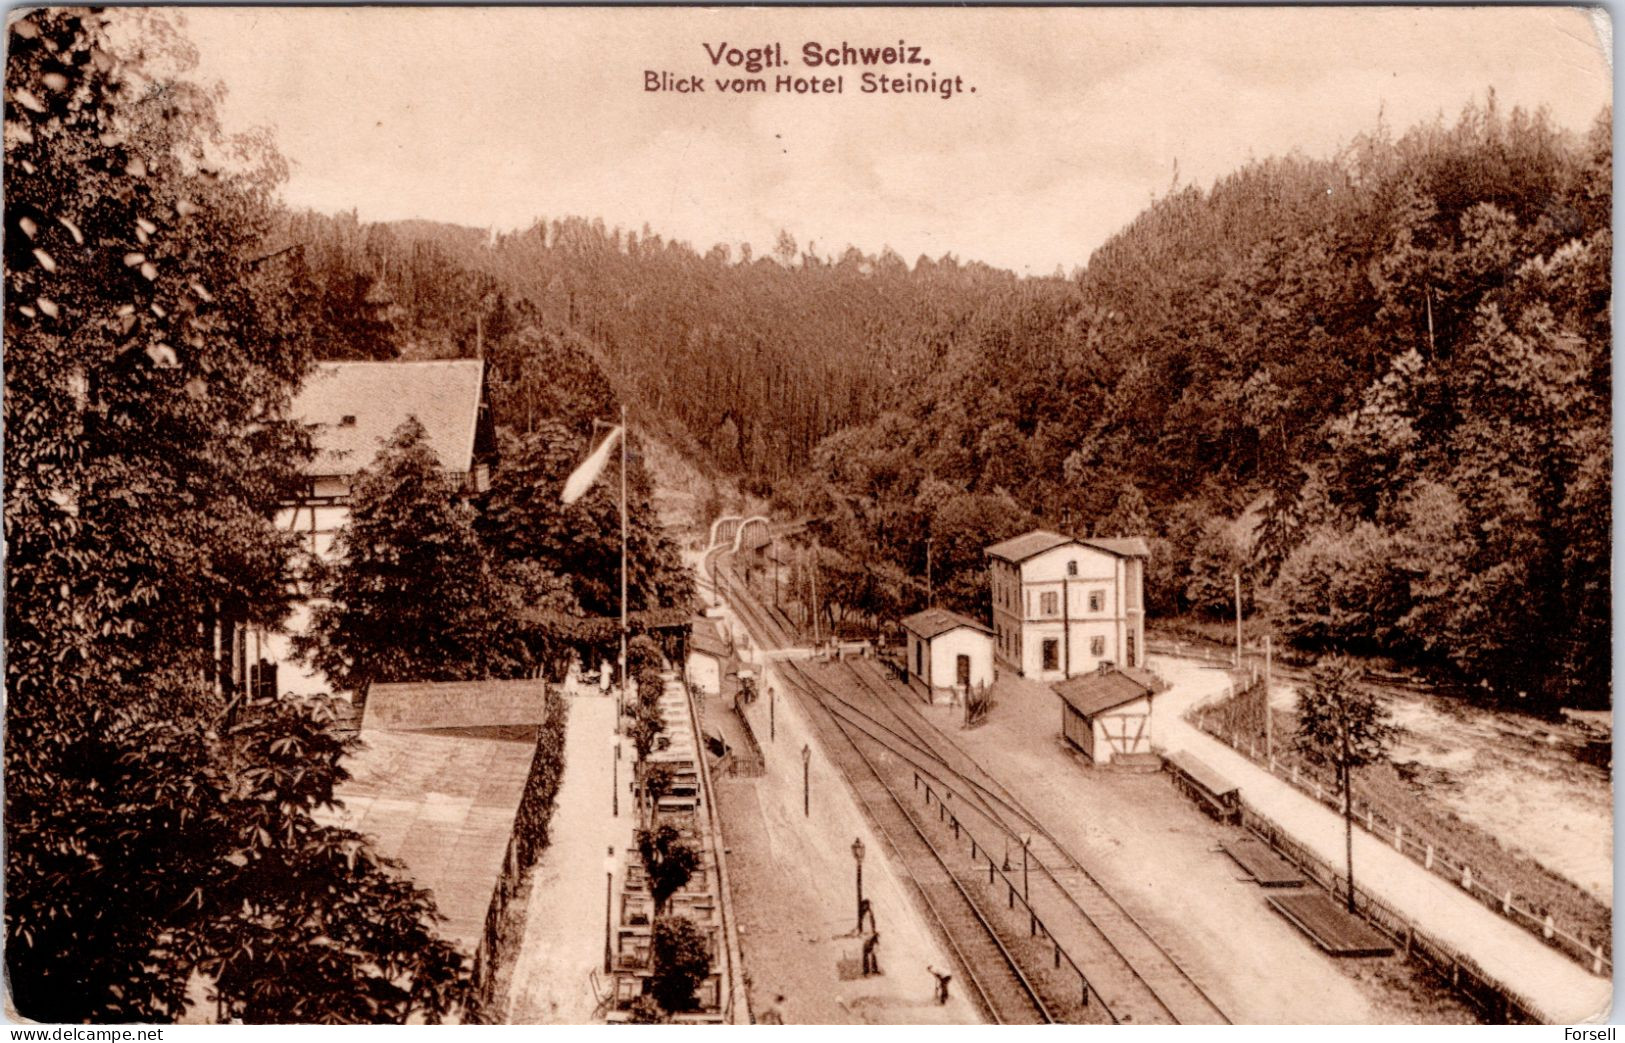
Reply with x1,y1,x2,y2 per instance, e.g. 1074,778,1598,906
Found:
1190,706,1612,977
1239,803,1544,1024
1146,638,1240,668
722,701,767,778
467,698,568,1022
915,772,1112,1022
681,673,751,1024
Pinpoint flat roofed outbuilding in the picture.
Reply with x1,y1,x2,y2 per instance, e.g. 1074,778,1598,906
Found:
686,616,732,696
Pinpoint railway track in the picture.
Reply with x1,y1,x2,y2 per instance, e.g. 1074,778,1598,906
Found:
836,660,1230,1025
713,567,1052,1022
795,668,1057,1024
715,559,1231,1025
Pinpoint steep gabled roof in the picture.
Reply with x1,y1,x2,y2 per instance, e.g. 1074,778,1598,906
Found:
1081,536,1151,559
289,359,485,478
985,530,1074,563
1051,666,1160,718
985,529,1150,563
900,607,992,641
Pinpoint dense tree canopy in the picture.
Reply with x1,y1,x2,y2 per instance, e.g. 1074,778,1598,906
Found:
297,419,528,692
4,10,466,1022
283,97,1609,707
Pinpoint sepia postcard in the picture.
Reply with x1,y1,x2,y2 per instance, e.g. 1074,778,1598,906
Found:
2,4,1613,1030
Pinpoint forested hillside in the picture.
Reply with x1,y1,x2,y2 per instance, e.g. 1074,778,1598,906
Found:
273,99,1609,710
789,101,1611,710
274,209,1024,484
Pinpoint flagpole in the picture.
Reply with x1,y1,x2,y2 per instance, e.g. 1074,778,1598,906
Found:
620,402,628,732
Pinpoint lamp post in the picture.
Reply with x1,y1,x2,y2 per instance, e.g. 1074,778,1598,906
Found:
604,845,617,974
801,744,811,817
610,733,622,818
851,837,866,934
769,686,776,742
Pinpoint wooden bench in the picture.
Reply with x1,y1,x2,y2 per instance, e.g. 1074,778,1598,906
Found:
1221,835,1306,887
1165,750,1241,824
1268,891,1394,957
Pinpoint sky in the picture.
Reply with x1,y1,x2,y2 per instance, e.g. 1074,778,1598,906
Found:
172,6,1612,275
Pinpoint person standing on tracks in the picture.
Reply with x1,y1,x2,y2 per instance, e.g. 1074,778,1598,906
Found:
861,930,881,976
928,966,952,1004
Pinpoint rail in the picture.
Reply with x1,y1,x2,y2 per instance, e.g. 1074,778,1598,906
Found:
828,660,1229,1025
812,696,1056,1023
721,553,1228,1024
914,771,1114,1020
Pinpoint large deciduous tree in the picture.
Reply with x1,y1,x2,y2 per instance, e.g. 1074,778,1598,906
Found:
5,11,465,1021
477,423,693,623
1294,657,1392,912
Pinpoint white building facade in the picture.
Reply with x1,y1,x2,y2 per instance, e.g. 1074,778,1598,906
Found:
901,608,994,701
986,530,1149,682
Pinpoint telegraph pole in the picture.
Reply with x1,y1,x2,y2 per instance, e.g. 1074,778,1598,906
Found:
1264,634,1274,760
620,403,629,712
1234,571,1243,668
926,537,934,608
811,537,822,645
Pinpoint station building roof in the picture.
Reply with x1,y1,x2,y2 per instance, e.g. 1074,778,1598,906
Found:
900,607,992,640
985,528,1150,563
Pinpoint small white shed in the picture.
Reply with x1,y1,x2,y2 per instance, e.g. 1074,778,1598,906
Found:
686,617,730,696
901,608,994,703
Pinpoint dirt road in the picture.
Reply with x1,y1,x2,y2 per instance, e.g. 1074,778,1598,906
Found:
1149,655,1613,1024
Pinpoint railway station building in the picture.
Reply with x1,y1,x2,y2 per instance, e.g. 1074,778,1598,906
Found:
985,529,1149,681
900,607,994,701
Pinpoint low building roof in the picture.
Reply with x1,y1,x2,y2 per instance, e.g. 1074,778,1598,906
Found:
985,528,1150,562
1051,666,1160,718
900,607,992,641
688,617,731,660
289,359,485,478
1081,536,1152,558
364,677,551,732
318,727,536,954
1165,749,1239,797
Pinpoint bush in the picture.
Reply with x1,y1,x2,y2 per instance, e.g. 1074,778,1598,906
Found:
514,690,571,869
638,825,702,916
626,995,666,1023
649,917,711,1014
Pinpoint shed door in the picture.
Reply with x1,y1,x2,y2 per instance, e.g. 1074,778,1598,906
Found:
956,654,971,688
